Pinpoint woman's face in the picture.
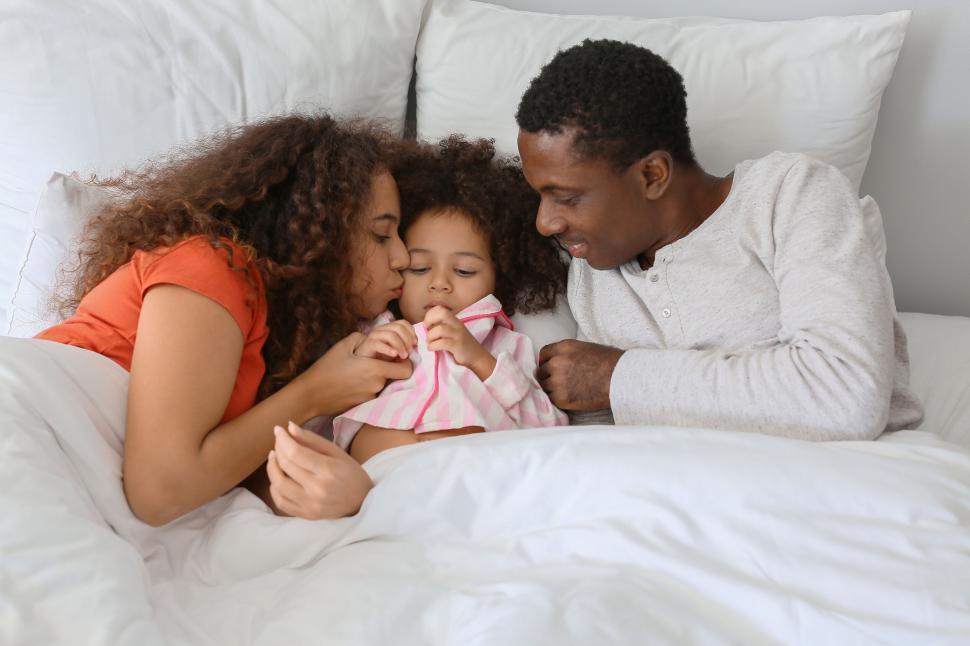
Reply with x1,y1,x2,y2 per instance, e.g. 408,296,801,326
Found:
398,209,496,324
348,171,408,319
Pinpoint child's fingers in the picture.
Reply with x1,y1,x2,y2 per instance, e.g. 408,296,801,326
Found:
423,306,454,329
371,339,403,360
427,337,454,354
383,326,414,357
425,325,448,345
392,320,418,347
374,329,410,358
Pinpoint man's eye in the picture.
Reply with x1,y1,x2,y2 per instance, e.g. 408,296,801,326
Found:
408,267,429,274
554,196,579,207
455,269,477,277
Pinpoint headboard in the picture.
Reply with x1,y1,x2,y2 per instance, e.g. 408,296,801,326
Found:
490,0,969,317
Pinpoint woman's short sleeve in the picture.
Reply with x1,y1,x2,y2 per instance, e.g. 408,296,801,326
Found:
133,238,258,337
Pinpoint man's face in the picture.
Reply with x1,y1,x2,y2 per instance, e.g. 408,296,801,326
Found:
517,128,657,270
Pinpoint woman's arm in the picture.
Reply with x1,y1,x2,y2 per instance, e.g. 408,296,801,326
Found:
123,285,410,526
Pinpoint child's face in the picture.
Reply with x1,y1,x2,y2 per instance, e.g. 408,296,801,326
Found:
399,209,496,324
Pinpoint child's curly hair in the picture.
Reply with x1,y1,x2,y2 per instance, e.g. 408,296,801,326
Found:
390,136,567,315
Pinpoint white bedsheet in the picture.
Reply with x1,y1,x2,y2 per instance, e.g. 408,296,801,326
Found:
2,337,969,645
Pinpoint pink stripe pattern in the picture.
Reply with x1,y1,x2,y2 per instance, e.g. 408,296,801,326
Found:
332,295,568,449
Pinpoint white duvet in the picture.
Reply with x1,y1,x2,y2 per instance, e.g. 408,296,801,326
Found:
2,336,969,646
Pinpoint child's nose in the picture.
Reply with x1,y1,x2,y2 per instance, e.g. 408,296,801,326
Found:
429,271,451,291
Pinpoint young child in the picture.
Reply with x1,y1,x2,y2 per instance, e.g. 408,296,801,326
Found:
333,136,569,462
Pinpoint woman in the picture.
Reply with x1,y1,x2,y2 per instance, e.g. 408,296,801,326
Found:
37,114,411,525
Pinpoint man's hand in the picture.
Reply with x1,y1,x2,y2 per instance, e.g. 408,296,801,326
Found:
537,340,624,410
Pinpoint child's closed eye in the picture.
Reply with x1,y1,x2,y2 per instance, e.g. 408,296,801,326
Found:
407,267,429,275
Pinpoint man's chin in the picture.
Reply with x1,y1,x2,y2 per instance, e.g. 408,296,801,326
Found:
583,253,622,271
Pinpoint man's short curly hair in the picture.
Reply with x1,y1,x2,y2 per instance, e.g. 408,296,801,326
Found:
516,39,696,170
391,136,567,316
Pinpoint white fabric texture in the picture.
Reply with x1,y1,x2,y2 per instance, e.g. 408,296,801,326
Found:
415,1,908,191
2,336,969,645
7,173,116,337
0,0,428,327
899,311,970,448
569,152,923,439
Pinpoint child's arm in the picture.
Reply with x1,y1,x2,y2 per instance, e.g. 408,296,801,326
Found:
424,305,567,427
481,334,569,428
349,423,417,463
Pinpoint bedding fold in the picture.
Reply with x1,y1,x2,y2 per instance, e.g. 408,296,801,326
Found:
2,336,969,645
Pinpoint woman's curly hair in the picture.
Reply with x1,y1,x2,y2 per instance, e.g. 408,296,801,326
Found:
390,136,567,315
59,113,398,398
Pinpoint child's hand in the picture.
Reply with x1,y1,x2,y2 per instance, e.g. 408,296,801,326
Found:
425,306,497,380
353,320,417,360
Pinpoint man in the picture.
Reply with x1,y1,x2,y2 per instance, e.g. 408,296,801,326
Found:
516,39,922,439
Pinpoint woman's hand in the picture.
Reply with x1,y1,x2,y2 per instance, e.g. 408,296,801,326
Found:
267,421,373,519
424,306,496,381
298,332,413,417
353,320,418,360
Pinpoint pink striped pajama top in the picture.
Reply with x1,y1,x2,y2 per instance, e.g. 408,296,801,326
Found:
332,295,568,450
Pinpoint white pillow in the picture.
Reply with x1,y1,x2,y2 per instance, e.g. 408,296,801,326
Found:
7,173,114,338
415,1,909,192
0,0,428,328
898,312,970,449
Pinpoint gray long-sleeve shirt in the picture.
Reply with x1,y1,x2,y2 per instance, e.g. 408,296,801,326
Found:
569,152,923,440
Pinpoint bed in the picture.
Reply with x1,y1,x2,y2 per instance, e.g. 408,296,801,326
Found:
1,1,968,645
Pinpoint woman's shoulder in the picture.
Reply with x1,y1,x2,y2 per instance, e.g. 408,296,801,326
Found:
133,235,266,335
136,235,254,270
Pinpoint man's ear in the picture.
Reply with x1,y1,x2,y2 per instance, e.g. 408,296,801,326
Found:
633,151,673,199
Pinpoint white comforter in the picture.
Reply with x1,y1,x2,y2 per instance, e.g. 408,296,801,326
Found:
2,337,969,646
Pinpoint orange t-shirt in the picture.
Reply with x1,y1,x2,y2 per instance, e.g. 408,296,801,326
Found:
36,236,270,423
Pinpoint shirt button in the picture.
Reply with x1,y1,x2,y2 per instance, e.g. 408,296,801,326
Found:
662,308,672,318
649,273,659,283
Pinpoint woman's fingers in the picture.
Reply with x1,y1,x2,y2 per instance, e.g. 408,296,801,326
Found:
267,423,375,520
284,421,346,458
266,449,306,501
273,424,333,473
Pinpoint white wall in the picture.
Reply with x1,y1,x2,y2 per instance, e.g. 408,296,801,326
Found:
492,0,970,316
